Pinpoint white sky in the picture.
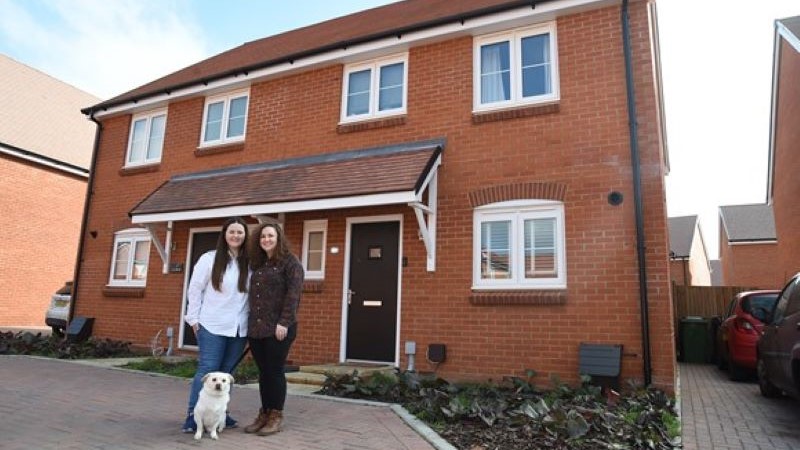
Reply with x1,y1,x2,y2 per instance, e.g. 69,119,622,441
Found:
1,0,798,258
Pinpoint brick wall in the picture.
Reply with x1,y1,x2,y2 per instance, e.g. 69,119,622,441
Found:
75,2,674,391
0,154,86,326
719,220,782,289
773,39,800,286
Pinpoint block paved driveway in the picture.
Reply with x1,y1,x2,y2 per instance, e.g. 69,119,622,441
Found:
680,362,800,449
0,356,435,450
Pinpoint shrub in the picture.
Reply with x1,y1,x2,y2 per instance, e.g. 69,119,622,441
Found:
318,369,682,450
0,331,133,359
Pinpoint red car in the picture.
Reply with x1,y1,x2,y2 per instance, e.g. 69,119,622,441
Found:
716,290,780,380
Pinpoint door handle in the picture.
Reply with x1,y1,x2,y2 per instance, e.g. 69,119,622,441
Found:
347,289,355,305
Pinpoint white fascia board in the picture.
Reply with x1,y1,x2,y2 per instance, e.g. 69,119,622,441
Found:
777,21,800,53
0,144,89,178
131,190,416,224
729,240,778,246
93,0,616,119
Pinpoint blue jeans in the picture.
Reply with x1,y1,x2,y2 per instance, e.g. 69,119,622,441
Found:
187,325,247,413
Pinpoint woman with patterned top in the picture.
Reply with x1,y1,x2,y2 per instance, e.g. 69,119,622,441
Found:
243,218,304,436
181,216,250,433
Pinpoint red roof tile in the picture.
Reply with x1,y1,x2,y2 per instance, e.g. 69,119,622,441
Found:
130,139,443,218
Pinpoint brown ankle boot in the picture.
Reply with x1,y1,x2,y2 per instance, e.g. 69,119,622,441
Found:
244,408,270,434
256,409,283,436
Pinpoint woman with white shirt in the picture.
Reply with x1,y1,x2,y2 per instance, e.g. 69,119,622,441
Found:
181,217,250,433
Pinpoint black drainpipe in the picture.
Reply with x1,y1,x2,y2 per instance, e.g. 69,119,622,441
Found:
67,111,103,327
621,0,652,386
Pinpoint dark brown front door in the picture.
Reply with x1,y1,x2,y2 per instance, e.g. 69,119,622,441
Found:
181,231,219,347
345,221,400,362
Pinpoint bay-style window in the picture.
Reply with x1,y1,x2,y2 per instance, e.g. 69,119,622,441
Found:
200,89,249,146
341,54,407,122
126,109,166,166
474,22,559,111
302,220,327,280
109,228,151,287
473,200,566,289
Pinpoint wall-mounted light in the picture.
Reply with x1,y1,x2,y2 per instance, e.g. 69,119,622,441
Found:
330,246,339,254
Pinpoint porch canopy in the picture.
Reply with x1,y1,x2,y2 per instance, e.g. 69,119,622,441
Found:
130,138,443,271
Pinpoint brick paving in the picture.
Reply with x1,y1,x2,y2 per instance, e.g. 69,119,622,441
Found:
0,356,436,450
679,363,800,449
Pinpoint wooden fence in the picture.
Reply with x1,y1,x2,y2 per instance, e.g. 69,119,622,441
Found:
671,283,756,361
672,283,755,319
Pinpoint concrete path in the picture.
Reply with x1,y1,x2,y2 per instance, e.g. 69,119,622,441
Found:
680,362,800,449
0,356,438,450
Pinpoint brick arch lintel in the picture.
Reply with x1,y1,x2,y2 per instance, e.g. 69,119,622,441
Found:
468,182,567,208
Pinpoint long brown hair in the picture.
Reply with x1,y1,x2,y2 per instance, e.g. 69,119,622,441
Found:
249,218,292,269
211,217,249,292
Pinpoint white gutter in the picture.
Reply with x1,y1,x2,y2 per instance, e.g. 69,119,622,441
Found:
0,144,89,178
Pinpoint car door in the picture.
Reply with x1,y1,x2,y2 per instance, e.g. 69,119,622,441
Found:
761,276,798,391
774,281,800,395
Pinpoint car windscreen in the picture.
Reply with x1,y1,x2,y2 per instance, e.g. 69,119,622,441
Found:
742,294,779,322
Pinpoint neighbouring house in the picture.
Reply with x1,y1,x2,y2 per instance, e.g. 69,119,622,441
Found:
75,0,675,391
767,15,800,285
718,203,780,289
668,215,711,286
0,54,99,328
709,260,722,286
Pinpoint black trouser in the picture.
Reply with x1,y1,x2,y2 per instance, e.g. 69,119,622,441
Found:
248,325,296,411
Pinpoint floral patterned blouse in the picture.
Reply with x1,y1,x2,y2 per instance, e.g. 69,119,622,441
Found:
247,254,304,339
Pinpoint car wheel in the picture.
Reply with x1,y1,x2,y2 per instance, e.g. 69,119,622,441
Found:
757,357,781,398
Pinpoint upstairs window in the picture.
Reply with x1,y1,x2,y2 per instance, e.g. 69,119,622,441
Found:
474,22,559,111
302,220,327,280
109,228,151,287
126,109,166,166
341,54,407,122
200,89,249,146
473,200,566,289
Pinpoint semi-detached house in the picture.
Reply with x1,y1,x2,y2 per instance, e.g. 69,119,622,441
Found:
76,0,675,391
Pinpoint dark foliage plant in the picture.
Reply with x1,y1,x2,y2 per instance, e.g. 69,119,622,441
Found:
0,331,134,359
317,369,682,450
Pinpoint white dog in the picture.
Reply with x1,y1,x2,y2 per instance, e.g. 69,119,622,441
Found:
193,372,234,440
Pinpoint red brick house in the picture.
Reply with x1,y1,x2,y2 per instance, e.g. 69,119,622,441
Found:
0,54,98,328
718,204,780,289
76,0,674,390
767,15,800,285
668,215,711,286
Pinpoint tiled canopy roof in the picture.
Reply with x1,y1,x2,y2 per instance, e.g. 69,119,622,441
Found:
130,139,443,222
86,0,540,112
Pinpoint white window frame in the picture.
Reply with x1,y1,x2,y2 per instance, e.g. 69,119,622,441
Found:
473,22,560,112
199,89,249,147
108,228,151,287
302,219,328,280
473,200,566,290
340,53,408,123
125,109,167,167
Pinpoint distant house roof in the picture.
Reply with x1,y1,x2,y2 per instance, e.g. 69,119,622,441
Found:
0,54,99,171
84,0,604,115
130,139,443,224
668,215,698,258
777,16,800,52
719,204,776,242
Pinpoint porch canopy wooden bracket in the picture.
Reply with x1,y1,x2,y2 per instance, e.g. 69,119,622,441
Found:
129,139,445,273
